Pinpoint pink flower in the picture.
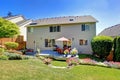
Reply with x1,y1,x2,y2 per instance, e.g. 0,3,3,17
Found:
66,57,79,66
80,58,97,65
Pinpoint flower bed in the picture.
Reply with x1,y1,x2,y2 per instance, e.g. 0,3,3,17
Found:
104,61,120,69
79,58,120,69
80,58,97,65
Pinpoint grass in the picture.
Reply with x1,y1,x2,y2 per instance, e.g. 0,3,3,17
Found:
0,59,120,80
78,54,105,61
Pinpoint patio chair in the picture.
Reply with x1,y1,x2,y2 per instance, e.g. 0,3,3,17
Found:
56,48,63,54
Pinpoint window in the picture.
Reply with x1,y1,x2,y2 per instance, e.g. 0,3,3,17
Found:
28,27,33,32
81,24,85,31
53,27,57,32
49,26,53,32
57,26,61,32
79,39,88,45
63,39,72,47
49,26,61,32
69,19,74,21
85,25,90,30
81,24,90,31
45,39,55,47
63,41,67,46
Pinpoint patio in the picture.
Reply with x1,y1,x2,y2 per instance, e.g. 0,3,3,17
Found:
25,50,67,60
39,50,67,60
25,50,78,60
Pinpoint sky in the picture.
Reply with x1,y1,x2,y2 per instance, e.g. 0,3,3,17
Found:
0,0,120,34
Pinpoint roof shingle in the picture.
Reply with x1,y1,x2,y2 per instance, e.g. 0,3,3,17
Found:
99,24,120,37
29,15,98,26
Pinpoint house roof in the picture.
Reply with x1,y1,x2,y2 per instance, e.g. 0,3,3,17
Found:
16,19,32,27
98,24,120,37
3,15,32,27
29,15,98,26
3,15,25,20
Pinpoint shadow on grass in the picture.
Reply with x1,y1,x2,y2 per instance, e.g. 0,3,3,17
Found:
78,54,105,62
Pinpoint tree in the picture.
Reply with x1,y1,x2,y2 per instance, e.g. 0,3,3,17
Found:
114,37,120,61
113,37,117,61
91,36,113,59
0,18,20,38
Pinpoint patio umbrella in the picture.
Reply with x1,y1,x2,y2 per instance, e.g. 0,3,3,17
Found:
56,37,70,41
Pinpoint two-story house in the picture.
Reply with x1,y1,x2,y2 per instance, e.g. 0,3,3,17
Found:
27,15,98,54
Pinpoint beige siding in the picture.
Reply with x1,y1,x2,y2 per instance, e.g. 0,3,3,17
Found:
27,23,96,54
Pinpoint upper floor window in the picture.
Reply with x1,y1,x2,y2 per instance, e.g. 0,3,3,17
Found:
28,27,34,33
49,26,61,32
69,19,74,21
81,24,90,31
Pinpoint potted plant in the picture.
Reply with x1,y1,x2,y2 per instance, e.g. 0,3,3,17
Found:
64,49,70,57
70,48,78,57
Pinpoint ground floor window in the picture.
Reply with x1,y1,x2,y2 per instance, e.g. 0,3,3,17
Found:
79,39,88,45
45,39,55,47
63,39,72,47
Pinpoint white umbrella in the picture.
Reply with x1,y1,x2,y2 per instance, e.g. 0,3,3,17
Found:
56,37,70,41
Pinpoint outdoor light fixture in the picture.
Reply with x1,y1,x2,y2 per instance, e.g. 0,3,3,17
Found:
72,38,74,41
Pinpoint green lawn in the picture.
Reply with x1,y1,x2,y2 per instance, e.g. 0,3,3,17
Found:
0,59,120,80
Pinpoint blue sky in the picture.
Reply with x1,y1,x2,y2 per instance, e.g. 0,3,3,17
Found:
0,0,120,34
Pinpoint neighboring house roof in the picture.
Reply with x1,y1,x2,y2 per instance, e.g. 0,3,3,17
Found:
29,15,98,26
3,15,25,20
3,15,32,27
98,24,120,37
16,19,32,27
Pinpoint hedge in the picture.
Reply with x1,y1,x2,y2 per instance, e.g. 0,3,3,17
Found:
114,37,120,61
91,36,113,59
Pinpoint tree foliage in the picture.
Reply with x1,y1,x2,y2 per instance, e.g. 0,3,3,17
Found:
0,18,20,38
114,37,120,61
91,36,113,59
4,42,19,50
113,37,117,61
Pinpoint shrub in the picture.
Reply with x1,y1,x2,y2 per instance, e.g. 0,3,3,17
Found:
8,50,23,55
91,36,113,59
113,37,117,61
9,54,22,60
0,55,8,60
43,57,52,65
0,48,4,55
4,42,19,50
70,48,78,55
114,37,120,61
66,57,79,67
22,56,30,60
4,52,22,60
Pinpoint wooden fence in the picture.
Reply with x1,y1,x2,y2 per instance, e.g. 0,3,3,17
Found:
0,35,26,50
